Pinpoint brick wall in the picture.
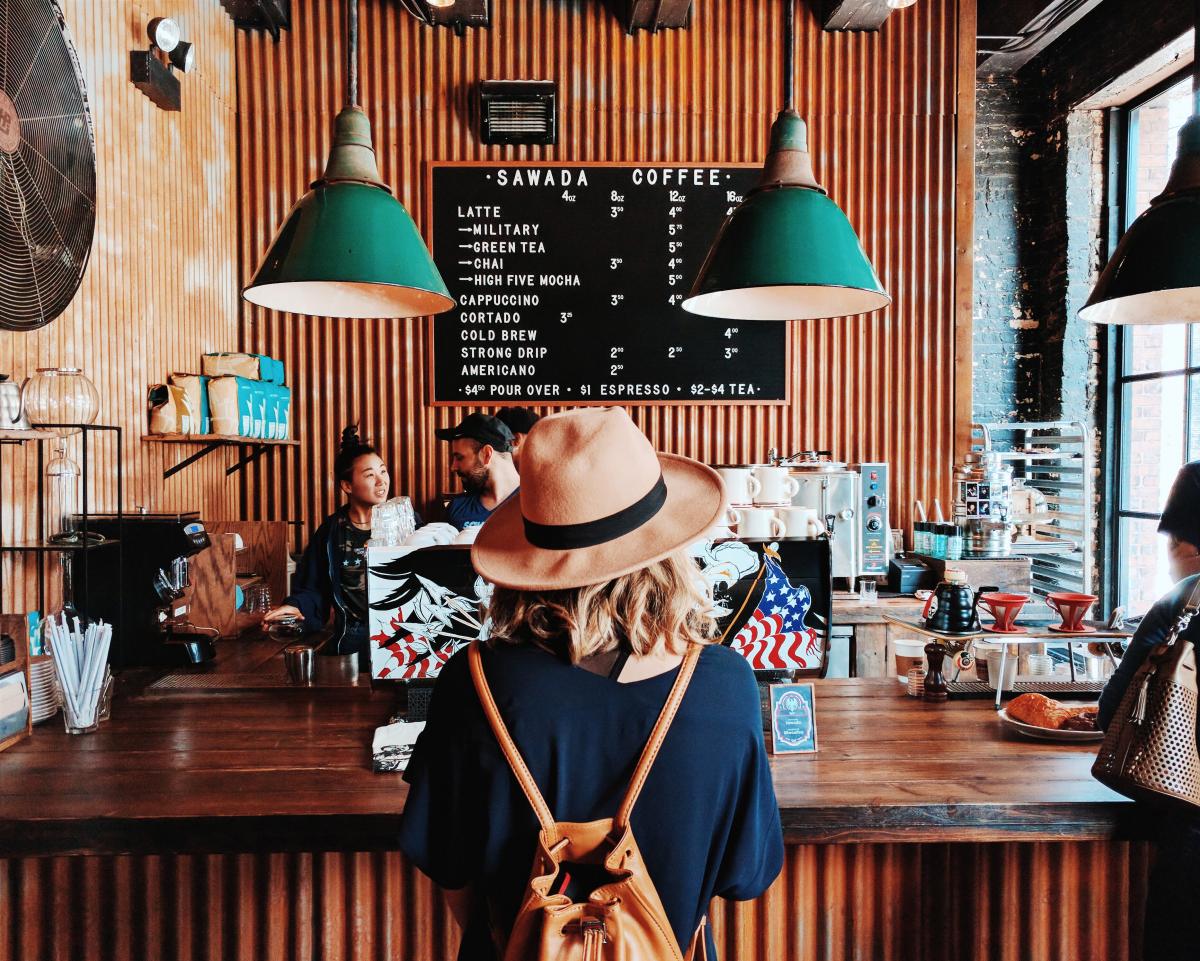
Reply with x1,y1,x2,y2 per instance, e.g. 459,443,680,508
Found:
971,0,1191,606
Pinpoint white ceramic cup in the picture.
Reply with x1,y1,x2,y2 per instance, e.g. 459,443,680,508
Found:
985,650,1019,692
774,505,825,538
728,507,786,539
717,467,762,507
752,466,800,505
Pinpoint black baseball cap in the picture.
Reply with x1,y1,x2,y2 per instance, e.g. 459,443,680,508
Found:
1160,461,1200,549
495,406,541,436
436,413,514,452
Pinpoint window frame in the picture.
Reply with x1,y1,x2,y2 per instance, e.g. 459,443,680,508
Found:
1106,66,1200,613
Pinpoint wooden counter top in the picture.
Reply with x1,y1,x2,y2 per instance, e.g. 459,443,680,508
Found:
0,675,1141,857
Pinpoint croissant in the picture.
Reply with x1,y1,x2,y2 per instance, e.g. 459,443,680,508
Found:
1007,693,1096,730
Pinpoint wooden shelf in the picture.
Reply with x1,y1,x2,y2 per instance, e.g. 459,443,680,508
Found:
143,434,299,479
0,429,56,444
144,434,299,446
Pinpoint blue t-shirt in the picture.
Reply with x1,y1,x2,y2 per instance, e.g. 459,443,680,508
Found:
399,642,784,961
447,490,519,531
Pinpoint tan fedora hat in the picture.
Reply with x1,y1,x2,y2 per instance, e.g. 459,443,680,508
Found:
471,407,726,591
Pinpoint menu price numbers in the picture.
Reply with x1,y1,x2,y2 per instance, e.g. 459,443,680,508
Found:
610,364,625,377
610,347,625,359
610,293,625,306
666,293,683,306
667,273,683,286
610,257,624,270
724,327,740,337
689,383,759,397
724,347,739,359
667,346,683,359
668,241,684,253
463,385,486,397
610,189,626,219
560,311,573,324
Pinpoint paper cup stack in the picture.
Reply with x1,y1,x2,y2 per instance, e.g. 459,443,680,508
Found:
45,612,113,734
29,655,59,723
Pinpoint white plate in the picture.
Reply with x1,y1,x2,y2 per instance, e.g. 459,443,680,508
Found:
997,707,1104,742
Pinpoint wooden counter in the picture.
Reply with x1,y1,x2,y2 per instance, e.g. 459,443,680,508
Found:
0,663,1153,960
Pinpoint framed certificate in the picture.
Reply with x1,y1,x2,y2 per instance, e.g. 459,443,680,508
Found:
769,683,818,754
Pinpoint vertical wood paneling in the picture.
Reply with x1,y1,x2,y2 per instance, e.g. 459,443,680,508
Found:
237,0,969,545
1,842,1151,960
0,1,240,610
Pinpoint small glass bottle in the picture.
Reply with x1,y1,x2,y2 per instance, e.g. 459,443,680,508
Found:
946,523,964,560
933,524,949,559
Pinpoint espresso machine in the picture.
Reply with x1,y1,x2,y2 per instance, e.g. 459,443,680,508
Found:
770,451,892,583
79,511,215,666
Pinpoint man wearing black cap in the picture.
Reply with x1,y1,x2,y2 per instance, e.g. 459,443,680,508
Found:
436,413,521,531
495,407,541,466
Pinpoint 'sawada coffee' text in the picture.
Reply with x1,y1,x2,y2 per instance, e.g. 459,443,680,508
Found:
491,167,725,188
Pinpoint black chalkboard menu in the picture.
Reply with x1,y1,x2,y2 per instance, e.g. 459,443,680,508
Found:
430,164,789,405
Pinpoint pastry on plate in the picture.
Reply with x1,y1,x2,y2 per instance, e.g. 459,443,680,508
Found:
1007,693,1097,730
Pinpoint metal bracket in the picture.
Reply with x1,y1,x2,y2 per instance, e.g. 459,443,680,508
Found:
161,441,280,480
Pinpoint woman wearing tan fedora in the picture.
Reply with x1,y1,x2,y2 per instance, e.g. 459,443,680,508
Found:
399,407,784,961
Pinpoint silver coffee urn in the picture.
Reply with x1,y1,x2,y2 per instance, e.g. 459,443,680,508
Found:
953,452,1013,556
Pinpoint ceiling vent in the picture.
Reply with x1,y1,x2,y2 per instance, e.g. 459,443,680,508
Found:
479,80,557,146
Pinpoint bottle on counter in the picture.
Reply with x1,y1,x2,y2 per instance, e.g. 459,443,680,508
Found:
933,524,949,559
946,523,964,560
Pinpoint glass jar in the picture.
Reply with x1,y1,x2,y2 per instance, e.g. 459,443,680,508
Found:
45,446,80,542
23,367,99,436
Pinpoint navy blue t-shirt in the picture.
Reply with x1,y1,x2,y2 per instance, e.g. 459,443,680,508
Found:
447,492,496,530
399,642,784,960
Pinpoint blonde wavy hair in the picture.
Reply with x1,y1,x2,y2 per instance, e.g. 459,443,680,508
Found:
486,549,717,662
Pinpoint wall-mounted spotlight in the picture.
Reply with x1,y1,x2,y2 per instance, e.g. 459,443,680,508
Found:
398,0,489,34
131,16,196,111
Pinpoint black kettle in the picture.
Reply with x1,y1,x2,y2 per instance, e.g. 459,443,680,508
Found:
922,571,997,635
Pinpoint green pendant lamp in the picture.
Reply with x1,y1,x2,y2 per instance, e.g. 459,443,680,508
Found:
1080,3,1200,325
243,0,454,319
683,0,889,321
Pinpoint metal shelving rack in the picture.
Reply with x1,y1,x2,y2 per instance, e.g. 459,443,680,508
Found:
0,424,123,616
972,420,1093,597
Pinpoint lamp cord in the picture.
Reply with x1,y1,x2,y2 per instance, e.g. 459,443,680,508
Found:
347,0,358,108
784,0,795,110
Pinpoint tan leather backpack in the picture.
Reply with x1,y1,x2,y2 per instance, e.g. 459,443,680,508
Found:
468,641,708,961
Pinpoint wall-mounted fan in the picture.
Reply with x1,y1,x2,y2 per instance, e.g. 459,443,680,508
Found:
0,0,96,332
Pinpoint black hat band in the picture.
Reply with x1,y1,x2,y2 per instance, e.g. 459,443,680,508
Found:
523,475,668,551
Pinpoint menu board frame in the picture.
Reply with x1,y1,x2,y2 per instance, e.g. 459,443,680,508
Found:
425,161,792,407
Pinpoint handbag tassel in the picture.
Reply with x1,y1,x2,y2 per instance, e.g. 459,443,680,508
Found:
1130,668,1154,725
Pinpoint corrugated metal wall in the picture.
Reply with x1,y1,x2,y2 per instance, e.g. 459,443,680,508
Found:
0,841,1151,960
237,0,967,541
0,1,240,610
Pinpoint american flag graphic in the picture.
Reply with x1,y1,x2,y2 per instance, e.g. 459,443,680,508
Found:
728,553,820,671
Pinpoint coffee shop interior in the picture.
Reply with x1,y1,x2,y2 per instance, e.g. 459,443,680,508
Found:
3,0,1200,958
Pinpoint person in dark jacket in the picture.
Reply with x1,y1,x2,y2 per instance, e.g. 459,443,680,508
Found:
1098,460,1200,961
263,426,390,667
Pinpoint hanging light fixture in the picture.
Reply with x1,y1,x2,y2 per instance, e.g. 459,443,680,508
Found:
243,0,454,319
1080,3,1200,325
683,0,889,321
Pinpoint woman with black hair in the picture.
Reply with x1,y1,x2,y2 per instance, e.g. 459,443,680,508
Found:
263,426,390,666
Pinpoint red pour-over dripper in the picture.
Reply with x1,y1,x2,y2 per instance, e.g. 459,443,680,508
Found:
978,592,1029,633
1047,592,1098,633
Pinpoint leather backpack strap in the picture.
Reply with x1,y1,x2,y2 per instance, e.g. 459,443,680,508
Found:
468,642,559,843
615,643,702,828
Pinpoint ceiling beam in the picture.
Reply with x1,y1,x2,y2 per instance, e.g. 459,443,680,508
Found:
976,0,1106,77
823,0,893,32
607,0,693,34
